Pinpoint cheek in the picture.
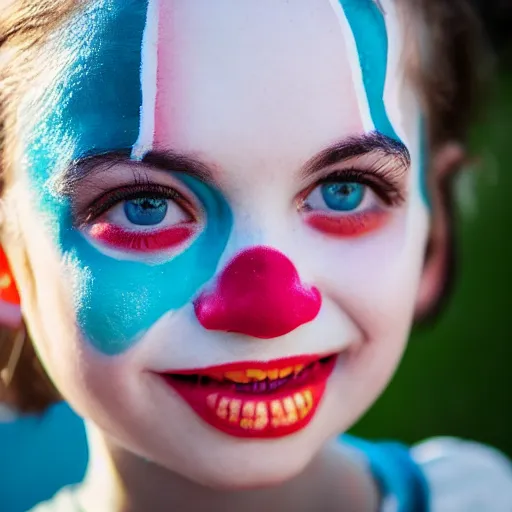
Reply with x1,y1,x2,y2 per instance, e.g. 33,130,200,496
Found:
67,180,232,356
314,205,429,423
23,175,232,357
317,202,429,350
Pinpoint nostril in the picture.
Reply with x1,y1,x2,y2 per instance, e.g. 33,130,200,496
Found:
193,246,321,339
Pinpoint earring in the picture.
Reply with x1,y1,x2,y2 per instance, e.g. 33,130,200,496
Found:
0,325,25,387
0,247,19,305
0,247,23,386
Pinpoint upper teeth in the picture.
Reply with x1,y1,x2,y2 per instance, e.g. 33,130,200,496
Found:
210,365,306,384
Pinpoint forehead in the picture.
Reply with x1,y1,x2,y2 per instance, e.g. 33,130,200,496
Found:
33,0,408,169
155,0,365,159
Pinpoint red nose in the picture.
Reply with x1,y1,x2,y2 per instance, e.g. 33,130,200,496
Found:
193,247,321,339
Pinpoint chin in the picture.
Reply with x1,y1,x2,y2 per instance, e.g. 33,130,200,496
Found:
182,445,314,491
151,417,334,492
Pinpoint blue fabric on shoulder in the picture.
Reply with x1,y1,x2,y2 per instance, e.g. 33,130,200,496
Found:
342,435,430,512
0,402,87,512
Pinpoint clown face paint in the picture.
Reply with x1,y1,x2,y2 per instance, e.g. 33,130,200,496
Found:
17,0,430,486
25,0,234,354
24,0,423,355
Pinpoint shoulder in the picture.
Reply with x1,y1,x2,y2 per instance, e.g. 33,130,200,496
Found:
0,403,17,422
0,402,87,512
412,437,512,512
342,435,429,512
29,488,81,512
342,435,512,512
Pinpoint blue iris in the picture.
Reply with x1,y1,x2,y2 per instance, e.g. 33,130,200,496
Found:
124,197,168,226
321,182,365,211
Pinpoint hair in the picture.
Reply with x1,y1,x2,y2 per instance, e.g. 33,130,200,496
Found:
0,0,490,414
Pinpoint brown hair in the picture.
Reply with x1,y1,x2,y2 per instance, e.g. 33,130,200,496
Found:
0,0,490,414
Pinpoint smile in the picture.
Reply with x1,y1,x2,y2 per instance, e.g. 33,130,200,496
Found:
159,354,338,438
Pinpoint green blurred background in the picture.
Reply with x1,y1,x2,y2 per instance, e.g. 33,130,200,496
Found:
352,8,512,456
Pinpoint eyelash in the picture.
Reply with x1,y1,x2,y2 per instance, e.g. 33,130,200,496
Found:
299,166,405,210
76,182,195,227
77,164,403,248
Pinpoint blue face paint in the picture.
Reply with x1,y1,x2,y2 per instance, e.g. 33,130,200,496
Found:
418,119,431,206
339,0,399,142
24,1,428,355
24,0,233,355
60,174,232,355
339,0,429,206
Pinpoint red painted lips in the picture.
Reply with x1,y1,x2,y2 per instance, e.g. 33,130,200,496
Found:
160,354,337,438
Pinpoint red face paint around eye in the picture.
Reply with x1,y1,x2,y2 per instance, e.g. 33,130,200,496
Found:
305,210,390,237
193,246,322,339
159,353,338,438
88,222,196,252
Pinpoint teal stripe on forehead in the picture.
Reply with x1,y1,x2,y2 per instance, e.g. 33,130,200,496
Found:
39,0,149,163
24,1,234,356
339,0,400,143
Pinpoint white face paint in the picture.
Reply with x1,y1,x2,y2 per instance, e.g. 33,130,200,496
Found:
17,0,429,488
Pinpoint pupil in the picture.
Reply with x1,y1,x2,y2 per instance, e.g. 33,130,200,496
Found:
338,184,352,196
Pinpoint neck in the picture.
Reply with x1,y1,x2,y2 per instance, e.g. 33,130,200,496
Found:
77,423,379,512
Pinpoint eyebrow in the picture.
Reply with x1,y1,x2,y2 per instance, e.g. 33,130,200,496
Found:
55,149,215,196
55,131,409,195
301,131,410,180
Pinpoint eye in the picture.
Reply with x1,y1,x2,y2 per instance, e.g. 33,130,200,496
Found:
311,182,367,212
301,179,390,238
123,197,170,226
107,195,189,230
83,186,200,255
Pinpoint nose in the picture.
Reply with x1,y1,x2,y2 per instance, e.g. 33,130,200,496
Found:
193,246,321,339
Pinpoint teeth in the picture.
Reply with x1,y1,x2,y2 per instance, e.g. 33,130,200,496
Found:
229,399,242,423
216,397,230,419
293,392,313,419
294,364,305,375
207,393,219,410
267,369,279,380
279,367,293,378
283,397,298,424
210,364,308,384
303,390,313,409
210,389,315,430
246,369,267,381
254,402,269,430
293,392,306,418
224,371,250,384
270,400,286,428
242,401,256,418
240,401,256,429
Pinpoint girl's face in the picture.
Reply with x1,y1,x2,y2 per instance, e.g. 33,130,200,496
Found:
12,0,429,488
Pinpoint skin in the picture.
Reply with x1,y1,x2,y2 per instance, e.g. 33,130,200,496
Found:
1,0,461,509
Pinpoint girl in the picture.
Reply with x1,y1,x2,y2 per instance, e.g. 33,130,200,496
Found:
0,0,511,510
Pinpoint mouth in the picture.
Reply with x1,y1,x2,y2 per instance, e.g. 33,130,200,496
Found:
158,354,338,439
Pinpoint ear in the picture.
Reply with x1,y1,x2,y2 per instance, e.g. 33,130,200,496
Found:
0,246,21,329
415,143,465,322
